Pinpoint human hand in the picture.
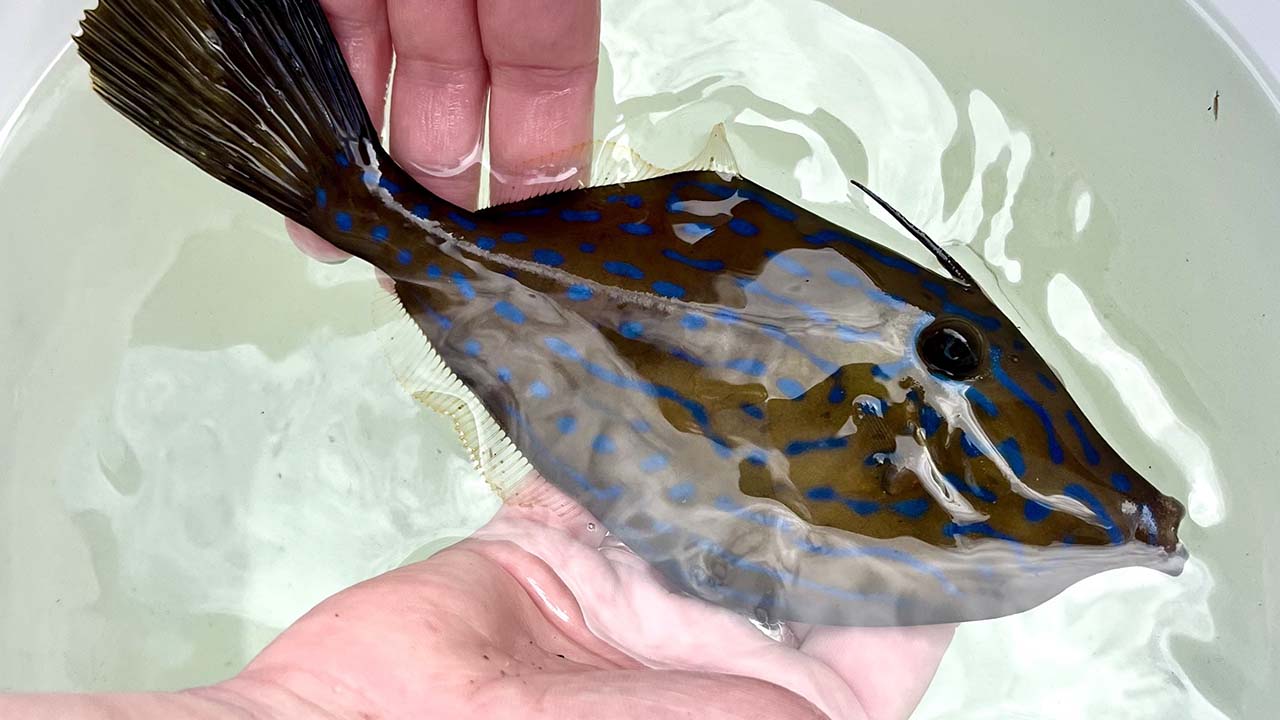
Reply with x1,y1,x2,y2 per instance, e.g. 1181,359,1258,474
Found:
288,0,600,263
201,475,954,720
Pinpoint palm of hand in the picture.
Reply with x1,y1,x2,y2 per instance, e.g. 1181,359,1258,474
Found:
225,478,952,720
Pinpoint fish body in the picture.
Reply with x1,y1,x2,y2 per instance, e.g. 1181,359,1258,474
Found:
76,0,1186,625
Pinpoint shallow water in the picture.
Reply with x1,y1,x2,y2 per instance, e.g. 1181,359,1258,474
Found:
2,0,1278,716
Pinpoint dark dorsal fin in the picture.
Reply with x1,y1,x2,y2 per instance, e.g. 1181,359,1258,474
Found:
850,179,976,288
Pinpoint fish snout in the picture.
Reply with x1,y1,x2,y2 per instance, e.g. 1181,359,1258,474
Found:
1133,493,1185,552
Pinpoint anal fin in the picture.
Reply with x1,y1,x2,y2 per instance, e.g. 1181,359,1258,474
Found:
371,288,532,500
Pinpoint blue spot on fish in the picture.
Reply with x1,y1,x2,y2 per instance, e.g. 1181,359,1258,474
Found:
560,209,601,222
476,237,496,250
335,212,353,232
495,301,525,324
943,302,1001,331
315,188,327,208
1065,410,1101,466
998,437,1026,477
604,261,645,280
579,242,597,253
620,321,645,339
592,434,616,454
922,280,948,298
397,248,412,265
965,387,999,418
846,500,881,516
412,204,431,219
1037,373,1058,392
828,383,846,405
448,211,478,231
566,284,593,301
919,405,942,438
449,272,476,301
497,367,512,383
741,403,765,420
726,358,767,377
960,432,984,458
668,483,696,503
943,521,1014,542
892,498,932,519
778,377,806,399
370,225,389,242
335,151,349,168
1023,499,1052,523
682,314,707,331
766,251,810,278
1110,473,1132,493
950,473,997,503
786,436,849,456
630,418,652,433
500,232,527,244
426,264,442,279
1063,484,1125,544
607,194,643,209
533,248,565,267
807,230,921,274
463,339,482,356
806,486,836,501
620,222,654,236
378,176,401,194
641,454,669,473
652,281,687,299
990,347,1064,464
529,381,551,399
745,449,768,466
729,218,759,236
662,248,725,272
556,415,577,434
543,337,580,360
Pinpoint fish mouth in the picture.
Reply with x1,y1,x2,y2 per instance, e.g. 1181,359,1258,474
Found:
1133,493,1186,553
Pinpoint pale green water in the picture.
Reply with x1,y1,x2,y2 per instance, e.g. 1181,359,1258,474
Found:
2,1,1278,717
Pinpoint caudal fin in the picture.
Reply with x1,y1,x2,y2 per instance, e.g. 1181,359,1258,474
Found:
75,0,386,229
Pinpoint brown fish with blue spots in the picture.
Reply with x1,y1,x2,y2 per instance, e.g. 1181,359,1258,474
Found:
76,0,1186,625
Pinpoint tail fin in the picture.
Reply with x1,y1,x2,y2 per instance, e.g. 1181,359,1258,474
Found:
75,0,387,229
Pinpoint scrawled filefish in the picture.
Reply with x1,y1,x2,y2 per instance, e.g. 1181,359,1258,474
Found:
76,0,1186,626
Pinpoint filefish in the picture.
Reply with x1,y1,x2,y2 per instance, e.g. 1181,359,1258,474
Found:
76,0,1186,626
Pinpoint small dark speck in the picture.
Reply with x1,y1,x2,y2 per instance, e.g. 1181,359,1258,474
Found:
556,653,566,659
499,669,508,677
482,654,489,660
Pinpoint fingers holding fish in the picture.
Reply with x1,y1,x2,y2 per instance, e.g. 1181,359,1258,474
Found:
387,0,489,208
479,0,601,204
317,0,394,126
793,622,956,720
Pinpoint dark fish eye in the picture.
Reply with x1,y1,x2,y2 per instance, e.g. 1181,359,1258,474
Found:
918,319,986,380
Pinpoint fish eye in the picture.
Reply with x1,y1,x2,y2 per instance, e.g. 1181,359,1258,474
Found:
918,319,986,380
